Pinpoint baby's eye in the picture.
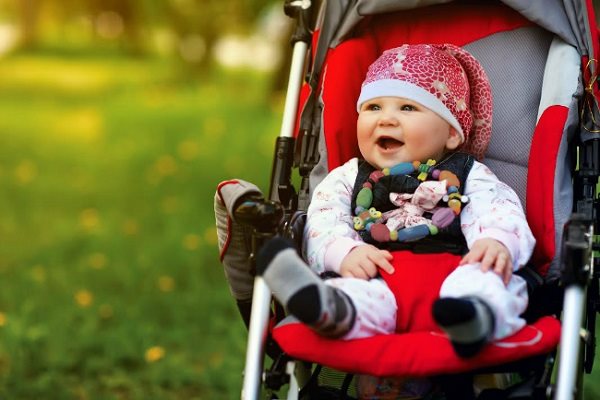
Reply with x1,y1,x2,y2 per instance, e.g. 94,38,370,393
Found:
400,104,416,111
364,103,381,111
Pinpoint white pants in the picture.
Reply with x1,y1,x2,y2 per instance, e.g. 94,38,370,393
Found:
325,263,528,340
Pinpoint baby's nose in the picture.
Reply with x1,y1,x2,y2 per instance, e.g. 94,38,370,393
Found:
378,113,399,125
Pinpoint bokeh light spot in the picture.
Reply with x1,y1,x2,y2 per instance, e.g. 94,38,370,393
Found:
183,234,200,250
75,290,94,308
31,265,46,283
155,155,178,177
145,346,165,363
122,219,139,235
161,196,179,214
177,139,200,161
202,118,226,138
209,352,224,368
179,34,206,63
55,108,103,142
96,11,124,40
14,160,38,185
157,275,175,292
79,209,100,232
88,253,107,269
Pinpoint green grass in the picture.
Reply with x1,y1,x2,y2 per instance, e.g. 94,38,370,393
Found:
0,51,599,399
0,52,280,399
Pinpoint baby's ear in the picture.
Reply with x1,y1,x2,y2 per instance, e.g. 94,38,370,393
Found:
445,127,462,150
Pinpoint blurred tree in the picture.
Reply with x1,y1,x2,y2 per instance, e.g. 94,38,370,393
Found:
16,0,40,48
88,0,142,53
164,0,276,68
10,0,282,66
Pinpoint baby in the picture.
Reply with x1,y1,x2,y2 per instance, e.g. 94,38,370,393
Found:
257,44,535,358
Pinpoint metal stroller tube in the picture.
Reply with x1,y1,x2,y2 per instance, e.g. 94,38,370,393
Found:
555,215,593,400
280,42,309,139
556,287,586,400
236,197,283,400
241,277,274,400
241,22,311,396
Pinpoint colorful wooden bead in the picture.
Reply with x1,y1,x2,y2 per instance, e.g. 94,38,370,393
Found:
439,170,460,188
396,225,430,242
353,207,382,230
369,170,385,182
389,162,415,175
370,223,391,242
432,207,455,228
356,187,373,209
448,198,462,214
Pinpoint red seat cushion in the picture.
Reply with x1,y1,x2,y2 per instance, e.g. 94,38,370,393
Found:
273,316,560,377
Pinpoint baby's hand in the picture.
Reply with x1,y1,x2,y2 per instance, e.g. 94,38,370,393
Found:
460,238,513,285
340,244,394,280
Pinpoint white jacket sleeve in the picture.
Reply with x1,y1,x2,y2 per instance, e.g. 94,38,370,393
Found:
460,161,536,271
304,158,366,274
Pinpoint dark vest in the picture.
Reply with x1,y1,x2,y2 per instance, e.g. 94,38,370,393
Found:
351,152,475,254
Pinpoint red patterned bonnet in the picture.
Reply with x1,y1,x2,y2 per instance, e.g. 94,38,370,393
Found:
357,44,493,160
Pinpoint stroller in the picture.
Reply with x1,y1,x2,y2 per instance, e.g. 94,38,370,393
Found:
214,0,600,399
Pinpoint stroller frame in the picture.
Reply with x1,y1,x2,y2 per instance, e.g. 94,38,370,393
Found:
229,1,600,399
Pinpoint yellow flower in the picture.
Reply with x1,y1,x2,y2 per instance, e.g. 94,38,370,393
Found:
0,312,6,327
75,290,94,307
161,196,179,214
178,140,200,161
122,219,139,235
183,234,200,250
79,208,100,232
157,276,175,292
155,155,177,177
145,346,165,363
31,265,46,283
14,160,37,185
88,253,107,269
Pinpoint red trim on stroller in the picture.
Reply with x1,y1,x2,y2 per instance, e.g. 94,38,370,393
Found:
527,106,569,276
216,179,240,262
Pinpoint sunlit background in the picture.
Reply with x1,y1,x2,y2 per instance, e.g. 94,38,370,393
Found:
0,0,286,398
1,1,600,399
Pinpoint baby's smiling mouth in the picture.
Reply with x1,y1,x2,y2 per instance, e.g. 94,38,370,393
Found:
377,136,404,150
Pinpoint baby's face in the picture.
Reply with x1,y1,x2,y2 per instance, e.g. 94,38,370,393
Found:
356,97,461,169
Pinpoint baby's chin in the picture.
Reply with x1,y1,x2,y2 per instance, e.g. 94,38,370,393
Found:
371,158,414,170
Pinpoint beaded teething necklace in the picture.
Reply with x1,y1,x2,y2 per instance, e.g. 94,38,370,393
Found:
353,159,469,243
